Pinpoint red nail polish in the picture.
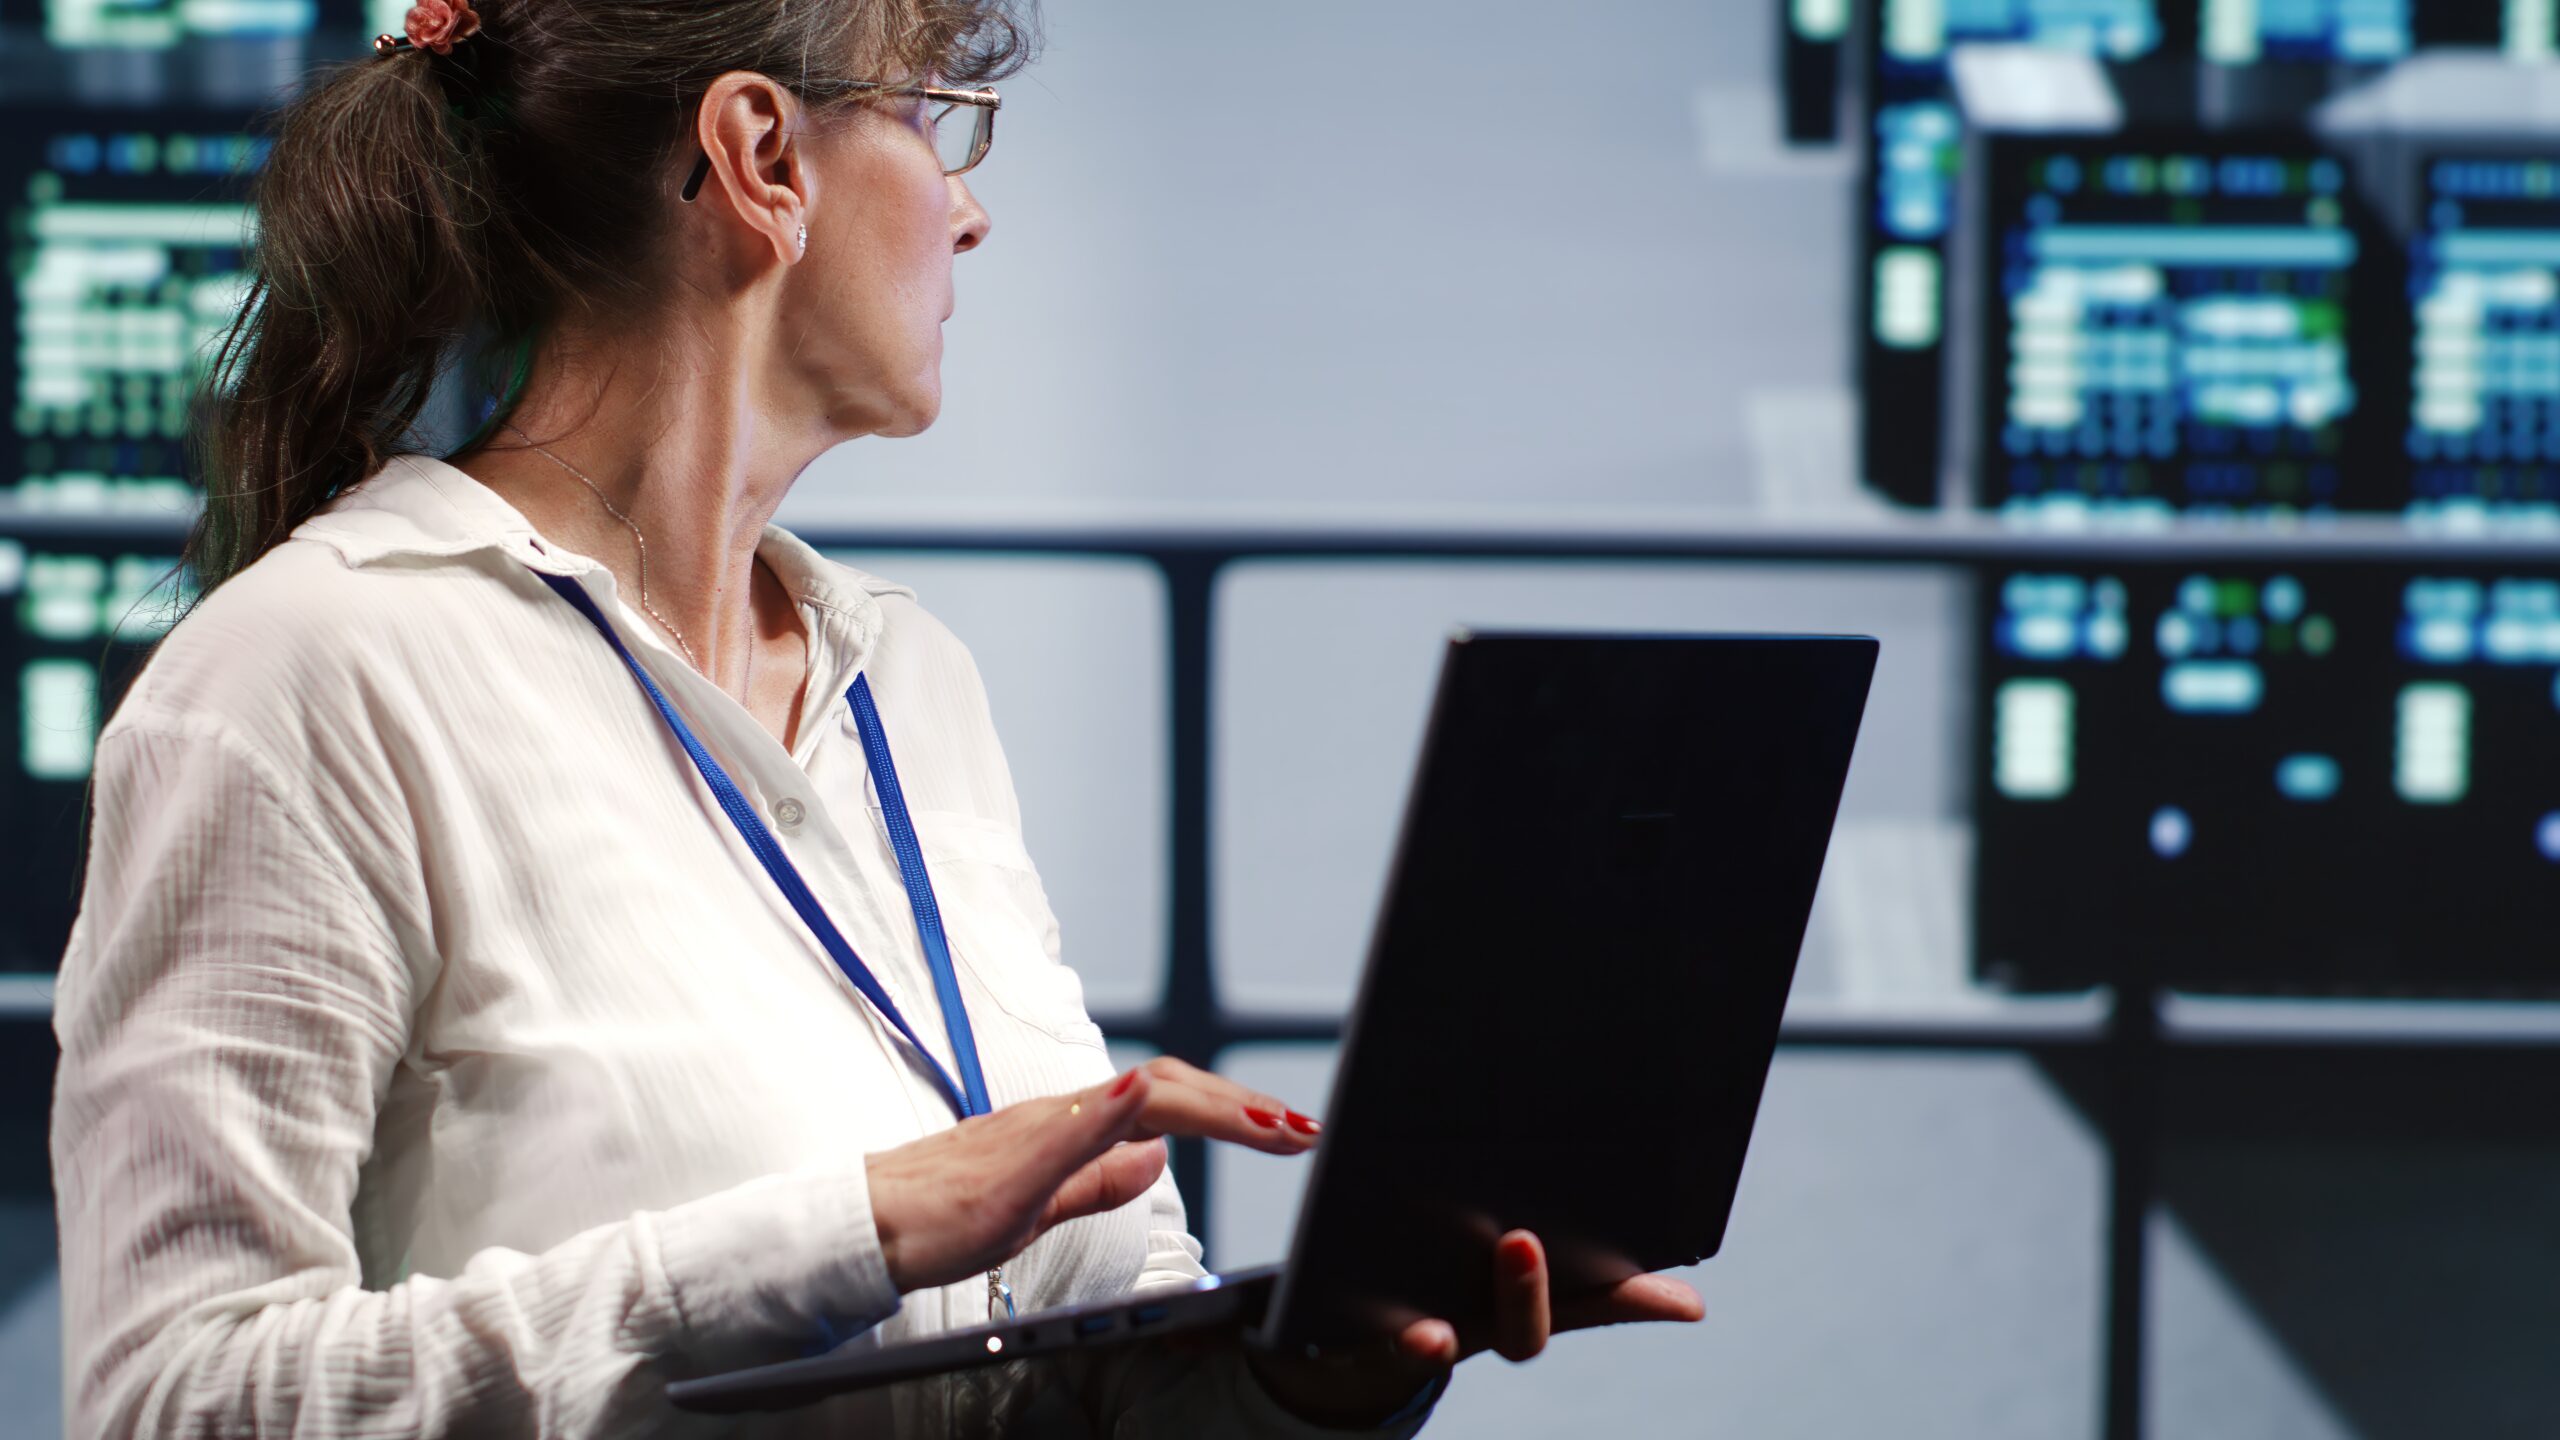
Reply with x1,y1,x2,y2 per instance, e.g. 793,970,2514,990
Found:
1243,1106,1283,1128
1284,1110,1321,1135
1110,1069,1141,1098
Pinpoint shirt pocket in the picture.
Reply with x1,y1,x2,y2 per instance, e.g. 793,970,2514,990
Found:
901,808,1109,1053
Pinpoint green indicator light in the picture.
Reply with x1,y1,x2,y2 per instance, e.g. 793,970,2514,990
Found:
23,659,99,782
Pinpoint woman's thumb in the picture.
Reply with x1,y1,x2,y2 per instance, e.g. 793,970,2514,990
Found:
1033,1066,1153,1179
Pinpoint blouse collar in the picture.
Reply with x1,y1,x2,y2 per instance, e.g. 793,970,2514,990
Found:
291,452,916,656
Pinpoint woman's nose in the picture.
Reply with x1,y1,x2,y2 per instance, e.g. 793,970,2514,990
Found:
951,178,991,254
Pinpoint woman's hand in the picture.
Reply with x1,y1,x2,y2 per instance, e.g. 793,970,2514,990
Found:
865,1059,1320,1294
1241,1230,1706,1428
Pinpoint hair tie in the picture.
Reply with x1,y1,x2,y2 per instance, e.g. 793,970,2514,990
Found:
373,0,482,58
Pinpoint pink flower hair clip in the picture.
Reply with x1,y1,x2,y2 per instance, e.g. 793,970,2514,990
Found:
373,0,482,58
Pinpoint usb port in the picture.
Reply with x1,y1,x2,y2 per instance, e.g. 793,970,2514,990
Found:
1075,1314,1116,1336
1133,1304,1170,1327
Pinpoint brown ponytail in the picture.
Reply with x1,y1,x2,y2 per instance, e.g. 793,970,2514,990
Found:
184,50,494,600
179,0,1036,607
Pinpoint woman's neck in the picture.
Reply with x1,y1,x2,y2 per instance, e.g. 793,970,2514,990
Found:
450,323,836,699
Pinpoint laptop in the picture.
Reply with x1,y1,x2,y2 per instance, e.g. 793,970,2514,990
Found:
668,631,1878,1414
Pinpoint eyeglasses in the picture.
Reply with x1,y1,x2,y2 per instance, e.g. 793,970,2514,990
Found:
680,82,1001,202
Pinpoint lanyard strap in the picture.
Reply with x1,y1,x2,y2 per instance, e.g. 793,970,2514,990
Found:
846,676,994,1117
536,571,992,1122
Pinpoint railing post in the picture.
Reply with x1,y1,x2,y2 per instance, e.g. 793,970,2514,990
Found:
2102,981,2160,1440
1154,551,1227,1246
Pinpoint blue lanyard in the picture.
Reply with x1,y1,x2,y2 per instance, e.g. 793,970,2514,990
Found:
536,571,994,1123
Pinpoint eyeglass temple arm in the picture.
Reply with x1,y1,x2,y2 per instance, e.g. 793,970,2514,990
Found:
678,84,995,200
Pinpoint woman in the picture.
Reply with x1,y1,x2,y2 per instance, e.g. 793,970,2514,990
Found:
50,0,1704,1434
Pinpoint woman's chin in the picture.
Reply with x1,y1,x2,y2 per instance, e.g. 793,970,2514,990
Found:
883,389,942,438
895,373,946,435
835,381,942,439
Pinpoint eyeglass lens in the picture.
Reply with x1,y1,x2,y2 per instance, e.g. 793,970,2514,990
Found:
932,104,990,175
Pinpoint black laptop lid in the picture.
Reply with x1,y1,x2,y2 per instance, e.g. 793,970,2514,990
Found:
1264,633,1877,1351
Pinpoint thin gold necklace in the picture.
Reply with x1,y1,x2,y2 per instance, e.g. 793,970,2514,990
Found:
504,422,753,704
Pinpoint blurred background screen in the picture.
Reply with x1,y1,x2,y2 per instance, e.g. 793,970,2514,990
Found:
4,2,2559,1437
2409,154,2560,523
2,110,261,514
1976,134,2392,519
1975,562,2560,989
38,0,318,49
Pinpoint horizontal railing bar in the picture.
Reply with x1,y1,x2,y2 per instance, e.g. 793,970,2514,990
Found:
4,990,2553,1052
0,976,57,1019
11,500,2560,564
2160,993,2560,1047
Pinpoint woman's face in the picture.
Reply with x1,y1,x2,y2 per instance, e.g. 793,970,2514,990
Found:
778,94,991,440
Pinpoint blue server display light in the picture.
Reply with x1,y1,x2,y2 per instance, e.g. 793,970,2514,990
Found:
1979,137,2402,519
1975,562,2560,991
3,115,268,516
2408,156,2560,528
1884,0,2166,64
2199,0,2411,64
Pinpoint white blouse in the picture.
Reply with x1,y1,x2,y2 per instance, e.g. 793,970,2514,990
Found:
51,453,1427,1438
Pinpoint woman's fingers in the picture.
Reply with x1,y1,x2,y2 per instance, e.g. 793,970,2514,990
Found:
1489,1230,1553,1362
1141,1055,1313,1131
1135,1078,1315,1154
1253,1237,1691,1419
1126,1056,1320,1155
1551,1272,1707,1335
1008,1067,1156,1203
867,1064,1318,1297
1448,1233,1702,1366
1139,1056,1312,1128
1396,1317,1462,1369
1039,1139,1169,1229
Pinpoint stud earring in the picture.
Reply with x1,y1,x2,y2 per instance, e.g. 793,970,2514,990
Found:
797,222,808,256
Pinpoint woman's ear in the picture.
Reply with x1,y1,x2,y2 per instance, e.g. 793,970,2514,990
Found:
691,71,809,265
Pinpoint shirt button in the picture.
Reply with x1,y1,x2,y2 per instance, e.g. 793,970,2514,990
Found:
773,797,807,831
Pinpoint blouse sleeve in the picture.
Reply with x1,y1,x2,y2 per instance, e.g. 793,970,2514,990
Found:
52,718,904,1439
